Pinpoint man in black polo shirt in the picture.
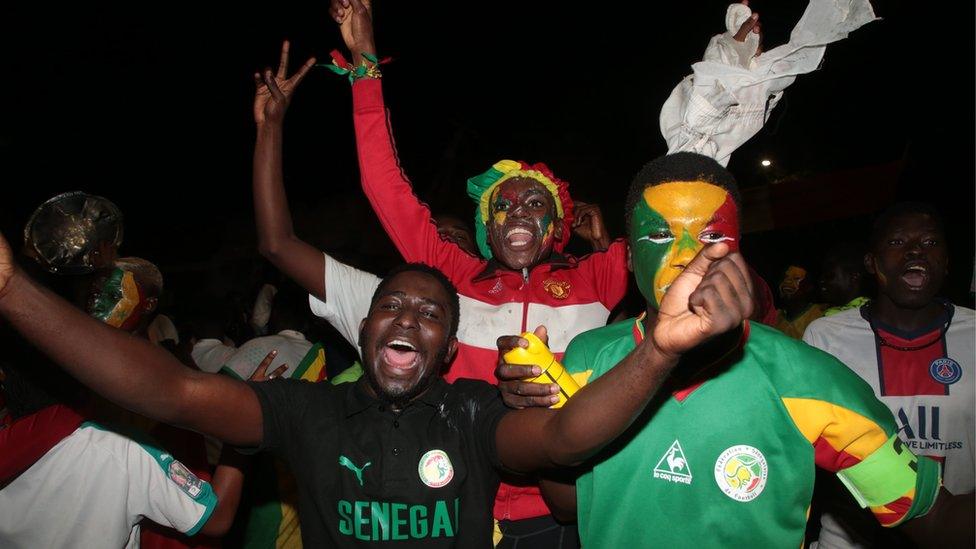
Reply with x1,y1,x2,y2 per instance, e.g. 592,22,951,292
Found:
0,228,754,547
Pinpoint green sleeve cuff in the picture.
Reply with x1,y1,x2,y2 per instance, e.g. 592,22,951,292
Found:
899,455,942,523
184,482,218,536
836,435,919,508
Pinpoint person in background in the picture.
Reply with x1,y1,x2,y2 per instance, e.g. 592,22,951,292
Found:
775,263,825,339
819,241,871,317
0,341,238,548
804,203,974,547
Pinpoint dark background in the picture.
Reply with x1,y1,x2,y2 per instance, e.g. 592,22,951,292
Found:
1,0,973,304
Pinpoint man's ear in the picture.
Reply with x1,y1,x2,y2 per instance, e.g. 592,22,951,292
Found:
627,246,634,273
357,318,366,347
863,253,877,275
444,337,459,365
553,216,564,240
142,296,159,315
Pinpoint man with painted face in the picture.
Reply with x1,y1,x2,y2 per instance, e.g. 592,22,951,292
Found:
0,222,756,547
0,260,243,547
87,257,162,335
805,203,974,547
324,1,629,542
775,263,826,339
83,257,247,549
501,153,942,548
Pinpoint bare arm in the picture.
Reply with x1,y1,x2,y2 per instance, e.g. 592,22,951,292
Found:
538,478,578,523
198,351,287,537
252,41,326,299
496,244,754,472
199,448,248,537
0,234,264,446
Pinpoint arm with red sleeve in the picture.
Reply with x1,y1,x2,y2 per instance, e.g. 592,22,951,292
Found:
351,78,481,280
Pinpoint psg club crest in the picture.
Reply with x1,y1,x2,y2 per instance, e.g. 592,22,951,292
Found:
929,358,962,385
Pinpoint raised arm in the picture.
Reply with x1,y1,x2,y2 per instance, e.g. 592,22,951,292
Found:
571,201,611,252
496,243,754,472
252,41,326,299
329,0,480,276
0,232,264,446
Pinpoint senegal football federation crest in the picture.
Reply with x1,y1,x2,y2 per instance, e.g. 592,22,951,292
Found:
168,459,204,499
714,445,768,502
418,449,454,488
653,439,692,484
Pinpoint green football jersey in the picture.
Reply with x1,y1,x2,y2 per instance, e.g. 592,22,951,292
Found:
563,317,940,548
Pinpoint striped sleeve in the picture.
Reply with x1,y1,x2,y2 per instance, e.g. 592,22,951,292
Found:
781,398,940,525
762,331,941,526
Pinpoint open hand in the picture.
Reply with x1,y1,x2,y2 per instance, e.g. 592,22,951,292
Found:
651,243,754,358
253,40,316,127
495,325,560,409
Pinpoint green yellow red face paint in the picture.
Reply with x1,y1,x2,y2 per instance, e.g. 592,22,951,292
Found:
486,177,561,269
629,181,739,308
88,267,146,331
779,266,808,298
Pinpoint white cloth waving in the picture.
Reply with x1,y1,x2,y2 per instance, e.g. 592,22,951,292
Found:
660,0,878,166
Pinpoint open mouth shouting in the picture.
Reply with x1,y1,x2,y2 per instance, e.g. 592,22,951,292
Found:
505,226,537,249
381,337,421,375
901,262,929,290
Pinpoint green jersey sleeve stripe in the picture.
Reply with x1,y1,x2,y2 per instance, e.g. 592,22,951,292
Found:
836,434,922,508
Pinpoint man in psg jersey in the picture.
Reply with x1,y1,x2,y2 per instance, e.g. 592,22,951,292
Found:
805,202,974,547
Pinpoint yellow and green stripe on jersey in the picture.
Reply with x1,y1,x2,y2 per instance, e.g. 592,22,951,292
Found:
562,317,940,548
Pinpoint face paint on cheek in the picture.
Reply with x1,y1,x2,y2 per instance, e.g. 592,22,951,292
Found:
629,200,671,308
705,195,740,252
91,269,143,329
779,266,807,297
539,213,554,246
490,188,516,226
636,182,740,308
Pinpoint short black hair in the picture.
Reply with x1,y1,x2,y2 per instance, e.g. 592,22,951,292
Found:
370,263,461,338
869,202,945,248
624,152,741,235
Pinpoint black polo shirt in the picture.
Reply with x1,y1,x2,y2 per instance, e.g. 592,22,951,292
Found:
247,377,508,547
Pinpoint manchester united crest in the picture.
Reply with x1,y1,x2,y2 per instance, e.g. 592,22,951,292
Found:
543,279,571,300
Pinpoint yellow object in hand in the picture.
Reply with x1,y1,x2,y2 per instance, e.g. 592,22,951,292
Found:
503,332,580,408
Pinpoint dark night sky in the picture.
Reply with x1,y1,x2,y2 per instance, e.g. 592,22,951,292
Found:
1,1,973,298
